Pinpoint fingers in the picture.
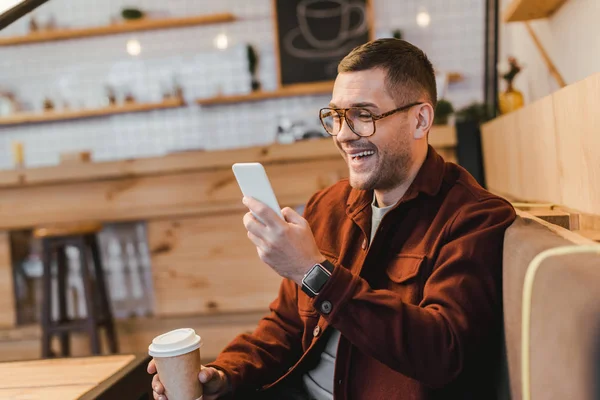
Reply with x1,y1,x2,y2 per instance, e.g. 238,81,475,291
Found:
152,374,165,395
199,366,227,395
147,359,156,374
281,207,306,225
199,365,216,383
243,211,264,236
243,197,283,226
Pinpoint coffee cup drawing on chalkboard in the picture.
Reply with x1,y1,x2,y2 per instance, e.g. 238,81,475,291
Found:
284,0,368,59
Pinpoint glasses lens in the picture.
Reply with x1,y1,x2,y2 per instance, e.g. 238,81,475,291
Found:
320,109,341,135
347,108,374,137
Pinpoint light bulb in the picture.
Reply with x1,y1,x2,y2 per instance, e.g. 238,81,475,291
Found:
127,39,142,56
416,10,431,27
214,33,229,50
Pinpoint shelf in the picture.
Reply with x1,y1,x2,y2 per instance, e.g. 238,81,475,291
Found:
0,97,185,126
503,0,567,22
0,13,235,46
196,74,463,106
196,81,335,106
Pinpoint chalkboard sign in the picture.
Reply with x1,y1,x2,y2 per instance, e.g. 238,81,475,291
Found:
274,0,373,87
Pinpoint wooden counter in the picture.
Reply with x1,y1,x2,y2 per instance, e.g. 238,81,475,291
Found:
0,134,456,333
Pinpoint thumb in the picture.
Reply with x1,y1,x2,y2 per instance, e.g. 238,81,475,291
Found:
281,207,305,225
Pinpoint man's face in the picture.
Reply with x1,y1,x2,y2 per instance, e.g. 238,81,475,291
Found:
329,68,419,192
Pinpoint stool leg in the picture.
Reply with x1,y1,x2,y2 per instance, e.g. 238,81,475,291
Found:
76,238,101,355
56,245,70,357
87,235,119,354
40,240,53,358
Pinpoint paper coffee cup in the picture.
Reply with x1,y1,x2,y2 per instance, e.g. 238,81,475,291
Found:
149,328,203,400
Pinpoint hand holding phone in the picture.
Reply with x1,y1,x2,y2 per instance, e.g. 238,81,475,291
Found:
232,162,283,222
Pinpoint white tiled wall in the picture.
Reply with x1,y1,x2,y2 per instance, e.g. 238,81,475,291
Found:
0,0,485,169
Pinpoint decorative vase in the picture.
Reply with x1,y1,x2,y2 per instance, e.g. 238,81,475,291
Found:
499,82,524,114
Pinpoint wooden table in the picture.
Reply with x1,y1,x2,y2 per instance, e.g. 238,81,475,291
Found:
0,354,153,399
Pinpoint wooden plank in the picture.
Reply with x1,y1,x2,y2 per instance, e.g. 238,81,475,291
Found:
0,139,342,189
148,213,283,317
0,97,184,126
516,210,595,245
481,112,523,199
573,230,600,242
513,95,562,204
552,73,600,216
0,355,135,389
0,232,15,328
0,13,236,46
503,0,567,22
526,209,571,230
0,158,348,230
0,385,94,400
0,312,265,363
196,81,334,106
0,134,455,190
524,22,566,88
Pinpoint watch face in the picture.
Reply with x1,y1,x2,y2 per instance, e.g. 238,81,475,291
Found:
304,264,331,295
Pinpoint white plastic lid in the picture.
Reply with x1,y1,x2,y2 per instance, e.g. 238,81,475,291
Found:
148,328,202,358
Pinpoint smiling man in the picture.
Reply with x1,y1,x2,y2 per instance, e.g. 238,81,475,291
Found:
149,39,516,400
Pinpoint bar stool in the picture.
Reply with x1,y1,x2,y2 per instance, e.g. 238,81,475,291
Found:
34,222,119,358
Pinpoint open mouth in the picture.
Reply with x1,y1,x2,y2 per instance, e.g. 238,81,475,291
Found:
350,150,375,161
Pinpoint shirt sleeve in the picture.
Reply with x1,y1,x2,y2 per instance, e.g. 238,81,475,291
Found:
207,278,304,394
310,197,516,387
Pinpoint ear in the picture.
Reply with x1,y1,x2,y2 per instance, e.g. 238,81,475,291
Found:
413,103,435,140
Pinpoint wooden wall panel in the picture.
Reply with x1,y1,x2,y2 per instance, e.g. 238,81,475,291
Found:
0,158,347,230
148,213,283,317
0,311,264,363
482,72,600,215
513,95,561,204
552,73,600,215
0,232,15,328
482,112,523,198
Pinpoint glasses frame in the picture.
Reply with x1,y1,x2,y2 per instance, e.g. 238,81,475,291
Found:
319,101,424,137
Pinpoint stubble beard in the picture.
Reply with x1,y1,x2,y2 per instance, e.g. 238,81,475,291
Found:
348,134,413,192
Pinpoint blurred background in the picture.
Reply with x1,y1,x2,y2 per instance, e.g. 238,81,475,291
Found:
0,1,599,398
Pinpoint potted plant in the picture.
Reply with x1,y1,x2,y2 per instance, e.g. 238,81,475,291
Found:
434,99,454,125
498,56,524,114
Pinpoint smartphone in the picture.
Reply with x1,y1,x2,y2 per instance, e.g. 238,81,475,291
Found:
232,162,283,221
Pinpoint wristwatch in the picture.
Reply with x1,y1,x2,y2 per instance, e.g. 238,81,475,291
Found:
301,260,335,298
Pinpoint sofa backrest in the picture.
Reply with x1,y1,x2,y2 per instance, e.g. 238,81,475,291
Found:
501,211,597,400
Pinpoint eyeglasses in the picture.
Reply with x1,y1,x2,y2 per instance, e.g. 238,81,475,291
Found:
319,102,424,137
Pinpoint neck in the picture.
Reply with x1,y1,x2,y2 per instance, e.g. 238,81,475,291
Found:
374,149,427,207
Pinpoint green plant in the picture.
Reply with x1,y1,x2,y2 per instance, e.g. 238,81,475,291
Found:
122,8,144,20
246,44,261,91
455,102,494,124
434,99,454,125
247,44,258,76
392,29,403,40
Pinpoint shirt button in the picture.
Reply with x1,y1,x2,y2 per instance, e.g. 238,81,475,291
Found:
313,326,321,337
320,301,332,314
361,239,367,250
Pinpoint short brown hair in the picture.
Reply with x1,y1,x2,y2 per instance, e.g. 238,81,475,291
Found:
338,38,437,107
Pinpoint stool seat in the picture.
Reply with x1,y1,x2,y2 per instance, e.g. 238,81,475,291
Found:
34,222,103,239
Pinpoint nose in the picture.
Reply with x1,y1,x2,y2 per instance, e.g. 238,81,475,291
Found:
335,116,359,144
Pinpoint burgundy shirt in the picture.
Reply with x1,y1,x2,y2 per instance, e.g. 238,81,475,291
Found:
210,146,516,399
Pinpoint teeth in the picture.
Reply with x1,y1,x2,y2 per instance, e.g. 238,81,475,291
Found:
352,150,375,158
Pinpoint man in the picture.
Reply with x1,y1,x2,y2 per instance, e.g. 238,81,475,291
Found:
149,38,515,399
